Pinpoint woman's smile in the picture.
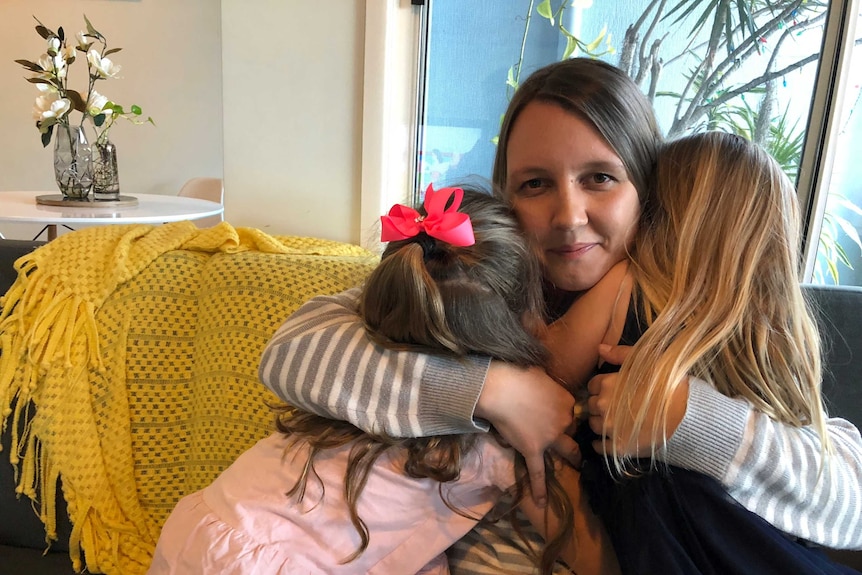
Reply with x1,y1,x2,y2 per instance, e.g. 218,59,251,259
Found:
548,242,596,259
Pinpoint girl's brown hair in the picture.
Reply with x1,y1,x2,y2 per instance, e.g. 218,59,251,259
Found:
276,188,573,573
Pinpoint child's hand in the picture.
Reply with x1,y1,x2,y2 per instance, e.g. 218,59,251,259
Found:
476,362,580,507
587,344,689,457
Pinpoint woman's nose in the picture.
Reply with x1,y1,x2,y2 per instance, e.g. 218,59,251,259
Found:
552,188,588,230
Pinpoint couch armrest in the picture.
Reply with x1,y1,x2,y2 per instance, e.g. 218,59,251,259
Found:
803,284,862,426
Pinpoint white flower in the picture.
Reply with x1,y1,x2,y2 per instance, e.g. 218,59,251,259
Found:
87,90,113,117
32,89,71,123
36,52,65,79
76,30,91,49
19,16,153,147
53,54,67,78
87,49,121,78
37,53,53,72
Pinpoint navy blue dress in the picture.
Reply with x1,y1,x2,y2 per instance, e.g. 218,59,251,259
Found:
575,307,860,575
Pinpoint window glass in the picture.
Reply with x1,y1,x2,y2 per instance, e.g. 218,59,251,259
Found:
812,9,862,285
416,1,861,285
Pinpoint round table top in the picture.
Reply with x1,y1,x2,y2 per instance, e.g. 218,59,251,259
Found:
0,191,223,225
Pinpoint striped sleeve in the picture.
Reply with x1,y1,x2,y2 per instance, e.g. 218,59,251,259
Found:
258,288,491,438
447,504,573,575
664,378,862,549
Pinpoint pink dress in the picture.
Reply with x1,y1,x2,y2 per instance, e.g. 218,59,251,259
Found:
148,432,515,574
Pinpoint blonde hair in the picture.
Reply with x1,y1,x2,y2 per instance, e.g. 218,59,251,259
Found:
611,132,829,468
276,189,573,573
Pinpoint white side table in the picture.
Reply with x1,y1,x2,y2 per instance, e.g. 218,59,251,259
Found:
0,191,224,241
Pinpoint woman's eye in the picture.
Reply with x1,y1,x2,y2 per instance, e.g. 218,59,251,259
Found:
589,173,616,187
513,178,546,196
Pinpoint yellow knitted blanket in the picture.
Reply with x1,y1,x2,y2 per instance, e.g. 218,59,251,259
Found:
0,221,378,574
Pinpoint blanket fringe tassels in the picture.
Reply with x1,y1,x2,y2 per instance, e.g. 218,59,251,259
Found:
0,222,201,573
0,248,109,572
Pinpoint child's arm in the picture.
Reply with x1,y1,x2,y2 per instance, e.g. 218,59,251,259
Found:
518,462,621,575
259,287,490,436
259,287,577,503
543,260,632,393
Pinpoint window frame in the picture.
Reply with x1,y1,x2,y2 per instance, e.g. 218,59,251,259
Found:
359,1,423,251
798,0,861,281
364,0,862,278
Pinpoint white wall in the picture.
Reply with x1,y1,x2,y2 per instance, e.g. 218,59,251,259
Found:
1,1,418,245
221,0,365,243
0,0,224,240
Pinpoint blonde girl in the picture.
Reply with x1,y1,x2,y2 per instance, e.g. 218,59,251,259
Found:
550,132,859,574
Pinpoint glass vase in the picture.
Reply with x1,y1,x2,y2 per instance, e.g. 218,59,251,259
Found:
92,139,120,201
53,124,93,200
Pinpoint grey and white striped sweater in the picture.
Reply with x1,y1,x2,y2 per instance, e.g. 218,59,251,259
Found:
258,288,862,555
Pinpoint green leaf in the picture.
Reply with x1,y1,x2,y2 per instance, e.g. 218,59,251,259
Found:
724,7,734,56
506,65,517,89
41,124,54,148
834,242,853,268
537,0,554,25
562,35,578,59
104,47,123,56
736,0,757,37
131,104,142,115
94,114,106,127
585,25,608,53
35,25,52,40
826,258,839,283
83,14,103,41
665,0,720,38
834,216,862,252
67,89,87,113
15,59,40,70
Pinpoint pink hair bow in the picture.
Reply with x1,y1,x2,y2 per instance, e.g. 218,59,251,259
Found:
380,185,475,246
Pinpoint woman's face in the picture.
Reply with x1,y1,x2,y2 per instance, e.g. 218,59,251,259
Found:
505,101,641,293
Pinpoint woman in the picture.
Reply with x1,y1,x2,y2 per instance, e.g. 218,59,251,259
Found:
258,59,862,572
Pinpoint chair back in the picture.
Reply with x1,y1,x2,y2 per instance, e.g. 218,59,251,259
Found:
178,177,224,227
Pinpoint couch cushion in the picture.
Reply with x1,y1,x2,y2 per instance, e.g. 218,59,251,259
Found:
0,545,78,575
0,405,72,553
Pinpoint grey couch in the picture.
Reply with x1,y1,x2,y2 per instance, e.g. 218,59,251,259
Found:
0,238,860,574
1,240,77,575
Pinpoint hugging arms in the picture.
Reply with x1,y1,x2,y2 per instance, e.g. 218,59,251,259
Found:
258,287,862,550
